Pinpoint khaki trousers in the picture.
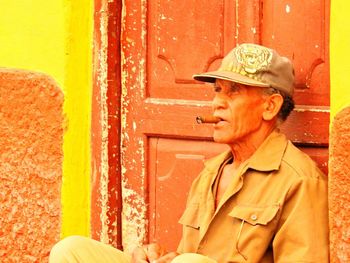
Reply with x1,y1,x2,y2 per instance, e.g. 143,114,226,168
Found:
49,236,217,263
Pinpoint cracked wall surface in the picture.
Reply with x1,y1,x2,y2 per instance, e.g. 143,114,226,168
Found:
0,69,63,262
329,106,350,263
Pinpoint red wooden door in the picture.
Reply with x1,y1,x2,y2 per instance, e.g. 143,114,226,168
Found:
120,0,329,252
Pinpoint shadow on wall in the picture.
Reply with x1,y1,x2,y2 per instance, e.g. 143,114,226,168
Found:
0,69,63,262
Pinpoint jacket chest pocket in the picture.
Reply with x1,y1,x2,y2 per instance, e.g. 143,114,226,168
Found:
228,204,280,261
229,204,280,226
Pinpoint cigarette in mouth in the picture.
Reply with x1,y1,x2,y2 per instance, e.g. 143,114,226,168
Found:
196,115,221,124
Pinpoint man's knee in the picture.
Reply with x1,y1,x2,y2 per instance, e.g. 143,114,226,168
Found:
171,253,217,263
49,235,90,262
50,235,130,263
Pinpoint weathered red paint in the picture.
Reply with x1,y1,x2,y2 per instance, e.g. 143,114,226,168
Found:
329,106,350,262
90,0,104,241
262,0,330,106
91,0,123,249
106,0,123,250
0,69,63,262
120,0,149,252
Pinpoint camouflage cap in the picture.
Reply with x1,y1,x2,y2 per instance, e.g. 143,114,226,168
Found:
193,43,295,96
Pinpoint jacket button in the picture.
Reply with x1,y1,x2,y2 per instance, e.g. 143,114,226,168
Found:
251,214,257,221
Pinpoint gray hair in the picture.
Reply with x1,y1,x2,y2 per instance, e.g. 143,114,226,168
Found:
262,87,295,125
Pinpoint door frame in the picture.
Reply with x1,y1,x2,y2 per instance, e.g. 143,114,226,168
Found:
91,0,123,250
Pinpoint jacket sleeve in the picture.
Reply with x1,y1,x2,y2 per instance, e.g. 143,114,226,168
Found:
176,171,205,254
273,173,329,262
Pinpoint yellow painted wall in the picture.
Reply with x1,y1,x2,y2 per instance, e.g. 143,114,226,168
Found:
330,1,350,119
62,0,93,238
0,0,93,238
0,1,66,84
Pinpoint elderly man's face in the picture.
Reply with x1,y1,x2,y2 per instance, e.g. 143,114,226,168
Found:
212,79,266,144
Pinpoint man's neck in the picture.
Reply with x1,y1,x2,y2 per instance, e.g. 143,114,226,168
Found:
228,125,276,169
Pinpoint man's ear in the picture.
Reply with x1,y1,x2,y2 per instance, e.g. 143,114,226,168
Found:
262,93,284,121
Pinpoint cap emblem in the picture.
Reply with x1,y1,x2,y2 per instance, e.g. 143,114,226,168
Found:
235,44,273,74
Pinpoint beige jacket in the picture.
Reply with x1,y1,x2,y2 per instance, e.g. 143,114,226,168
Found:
177,131,329,262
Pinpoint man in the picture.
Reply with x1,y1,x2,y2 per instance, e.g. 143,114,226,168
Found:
50,43,329,262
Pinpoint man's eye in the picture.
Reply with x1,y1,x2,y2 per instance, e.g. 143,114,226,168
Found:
214,86,221,92
229,84,239,93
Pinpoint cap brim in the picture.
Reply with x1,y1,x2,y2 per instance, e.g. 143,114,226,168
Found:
193,71,270,88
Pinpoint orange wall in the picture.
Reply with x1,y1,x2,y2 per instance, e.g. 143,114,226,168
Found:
329,107,350,262
0,69,63,262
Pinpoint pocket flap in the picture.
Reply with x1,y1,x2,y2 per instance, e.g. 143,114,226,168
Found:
228,204,280,226
178,204,200,229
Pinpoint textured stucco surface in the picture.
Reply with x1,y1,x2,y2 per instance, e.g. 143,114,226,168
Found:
329,106,350,263
0,69,63,262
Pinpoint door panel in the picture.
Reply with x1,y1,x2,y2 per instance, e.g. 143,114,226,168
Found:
262,0,329,105
121,0,329,252
148,138,228,250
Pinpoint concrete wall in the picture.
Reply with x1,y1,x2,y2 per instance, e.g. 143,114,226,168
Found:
329,107,350,262
0,69,63,262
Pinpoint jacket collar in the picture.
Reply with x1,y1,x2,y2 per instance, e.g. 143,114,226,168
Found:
204,130,288,173
247,130,288,172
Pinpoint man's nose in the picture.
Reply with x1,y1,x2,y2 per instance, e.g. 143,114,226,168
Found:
212,94,226,110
